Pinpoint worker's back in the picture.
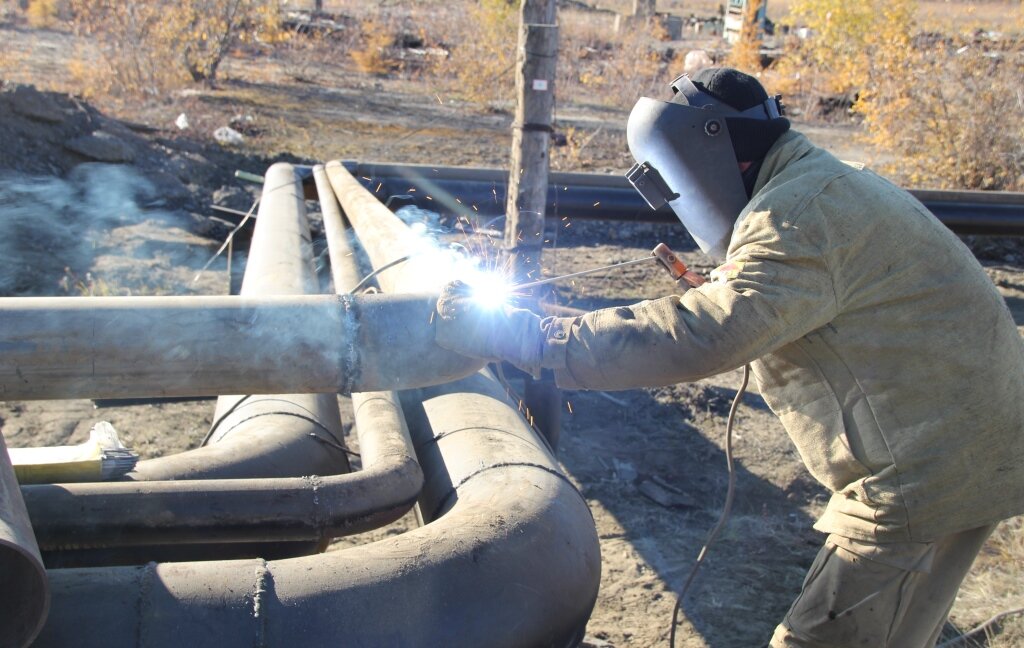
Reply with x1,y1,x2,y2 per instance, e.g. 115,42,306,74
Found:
744,130,1024,543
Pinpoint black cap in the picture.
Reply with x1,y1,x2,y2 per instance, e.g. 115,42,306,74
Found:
691,67,790,163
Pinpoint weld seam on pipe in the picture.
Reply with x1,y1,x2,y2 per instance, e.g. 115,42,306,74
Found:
414,425,547,447
214,411,350,452
428,461,588,521
208,396,337,442
251,560,270,628
338,292,359,392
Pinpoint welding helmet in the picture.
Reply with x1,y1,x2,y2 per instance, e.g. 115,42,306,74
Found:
626,68,785,258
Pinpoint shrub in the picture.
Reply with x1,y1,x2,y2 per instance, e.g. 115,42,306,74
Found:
855,14,1024,190
350,19,396,75
772,0,1022,190
772,0,913,110
26,0,63,28
67,0,277,98
434,0,518,105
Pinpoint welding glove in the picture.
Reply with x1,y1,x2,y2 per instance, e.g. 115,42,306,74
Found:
435,280,544,374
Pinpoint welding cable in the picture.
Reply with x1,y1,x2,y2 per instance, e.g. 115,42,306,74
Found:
201,394,254,446
669,363,751,648
346,255,412,294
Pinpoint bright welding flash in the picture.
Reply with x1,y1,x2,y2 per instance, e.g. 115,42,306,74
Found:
467,273,513,311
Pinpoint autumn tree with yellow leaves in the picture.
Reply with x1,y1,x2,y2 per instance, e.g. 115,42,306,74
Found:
774,0,1023,191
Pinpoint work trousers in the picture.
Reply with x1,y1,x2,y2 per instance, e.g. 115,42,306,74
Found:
770,524,995,648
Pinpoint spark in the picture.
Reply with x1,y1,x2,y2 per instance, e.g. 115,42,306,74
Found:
375,182,382,192
435,93,443,104
361,176,371,181
566,401,574,414
467,274,512,311
426,195,433,201
593,201,601,207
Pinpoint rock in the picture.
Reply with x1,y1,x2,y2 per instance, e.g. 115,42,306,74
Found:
637,476,698,509
7,84,65,123
213,126,245,147
612,458,638,483
175,113,190,130
64,130,136,163
212,185,255,211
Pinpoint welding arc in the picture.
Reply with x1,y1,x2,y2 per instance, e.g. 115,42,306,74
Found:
512,255,657,291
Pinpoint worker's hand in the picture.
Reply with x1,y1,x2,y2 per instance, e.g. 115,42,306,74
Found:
435,280,543,372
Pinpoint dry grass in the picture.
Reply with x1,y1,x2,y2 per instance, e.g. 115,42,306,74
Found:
949,518,1024,647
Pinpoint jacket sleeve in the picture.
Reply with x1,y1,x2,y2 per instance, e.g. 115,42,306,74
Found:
538,209,839,390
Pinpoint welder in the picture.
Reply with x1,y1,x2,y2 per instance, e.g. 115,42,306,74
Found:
434,67,1024,647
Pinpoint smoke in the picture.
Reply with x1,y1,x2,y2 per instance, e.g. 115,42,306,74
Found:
0,164,172,296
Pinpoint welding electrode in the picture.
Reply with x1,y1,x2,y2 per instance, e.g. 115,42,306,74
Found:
512,243,703,291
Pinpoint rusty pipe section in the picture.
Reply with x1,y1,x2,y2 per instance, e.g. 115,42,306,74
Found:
0,433,49,647
34,369,600,648
0,291,480,400
133,162,349,481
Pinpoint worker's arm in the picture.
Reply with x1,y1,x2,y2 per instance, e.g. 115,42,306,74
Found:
435,209,838,389
537,209,839,390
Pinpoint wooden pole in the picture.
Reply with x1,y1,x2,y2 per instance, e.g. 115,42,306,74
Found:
504,0,558,285
504,0,562,453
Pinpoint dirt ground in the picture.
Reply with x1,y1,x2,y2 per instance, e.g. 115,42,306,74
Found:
1,11,1023,648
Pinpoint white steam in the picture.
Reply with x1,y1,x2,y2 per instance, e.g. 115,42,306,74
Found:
0,164,172,296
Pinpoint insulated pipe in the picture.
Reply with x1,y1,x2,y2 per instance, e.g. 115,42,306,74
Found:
22,389,421,548
0,292,481,400
34,370,601,648
22,165,424,550
314,163,364,294
341,161,1024,236
0,433,49,647
132,162,349,481
326,161,453,294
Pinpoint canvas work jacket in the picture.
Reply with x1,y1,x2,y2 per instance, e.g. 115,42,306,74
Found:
538,130,1024,543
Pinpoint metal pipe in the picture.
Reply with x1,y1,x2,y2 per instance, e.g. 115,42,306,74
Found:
314,163,364,294
22,391,421,547
0,433,49,648
33,161,600,645
132,162,349,481
23,165,423,549
0,292,479,400
34,370,601,648
326,161,455,294
341,161,1024,236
